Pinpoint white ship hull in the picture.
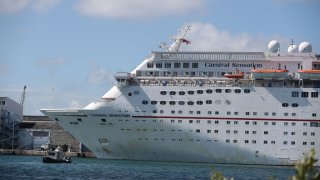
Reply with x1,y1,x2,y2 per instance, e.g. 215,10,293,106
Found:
42,85,320,166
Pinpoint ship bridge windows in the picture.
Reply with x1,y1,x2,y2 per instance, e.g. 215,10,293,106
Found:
164,63,171,68
174,62,181,68
311,92,318,98
292,91,299,97
301,92,309,98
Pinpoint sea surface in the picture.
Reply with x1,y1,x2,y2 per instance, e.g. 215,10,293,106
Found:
0,155,296,179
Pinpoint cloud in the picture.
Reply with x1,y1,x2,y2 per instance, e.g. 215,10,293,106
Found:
180,22,289,52
35,57,68,76
87,60,114,86
32,0,61,12
0,0,60,14
0,0,29,14
75,0,205,19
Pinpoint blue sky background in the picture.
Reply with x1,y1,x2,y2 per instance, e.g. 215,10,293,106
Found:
0,0,319,115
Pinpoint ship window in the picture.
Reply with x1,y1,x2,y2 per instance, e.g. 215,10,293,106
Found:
284,132,288,135
197,111,201,114
252,131,257,134
178,120,182,123
160,110,164,114
245,140,249,144
234,121,238,124
226,139,230,143
264,122,268,125
206,89,213,94
235,89,241,93
244,89,250,93
171,119,175,123
152,110,157,113
189,111,193,114
188,91,194,95
215,111,219,115
264,131,268,135
151,101,157,105
252,140,256,144
245,112,250,116
192,63,198,68
291,132,296,135
196,101,203,105
225,100,231,105
174,62,181,68
101,119,106,122
301,92,309,98
284,122,288,126
264,112,269,116
171,110,175,114
169,101,175,105
253,121,257,125
245,131,249,134
169,91,176,95
214,130,219,133
206,100,212,104
264,141,268,144
147,63,153,68
272,122,276,125
216,89,222,93
197,90,203,94
283,141,287,145
271,141,275,144
133,90,140,95
196,120,200,123
164,63,171,68
233,140,238,143
178,110,182,114
227,111,231,115
253,112,257,116
187,101,194,105
215,121,219,124
272,112,276,116
189,120,193,123
292,103,298,107
303,142,307,145
282,103,289,107
178,101,185,105
310,122,318,127
291,141,295,145
156,63,162,68
312,113,317,117
160,91,167,95
292,113,296,116
179,91,185,95
128,93,132,96
142,100,148,105
207,130,211,133
234,112,238,115
311,92,318,98
207,120,211,124
160,101,166,105
226,121,231,124
225,89,231,93
284,113,288,116
303,123,308,126
183,63,189,68
234,130,238,134
292,91,299,97
245,121,249,125
311,142,315,145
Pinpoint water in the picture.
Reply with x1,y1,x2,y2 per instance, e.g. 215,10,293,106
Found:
0,155,295,179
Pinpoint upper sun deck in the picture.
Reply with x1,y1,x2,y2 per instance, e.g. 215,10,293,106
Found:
151,51,318,62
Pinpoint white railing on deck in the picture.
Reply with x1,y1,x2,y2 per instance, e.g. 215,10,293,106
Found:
153,51,267,61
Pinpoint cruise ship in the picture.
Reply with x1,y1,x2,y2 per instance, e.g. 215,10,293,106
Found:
41,25,320,165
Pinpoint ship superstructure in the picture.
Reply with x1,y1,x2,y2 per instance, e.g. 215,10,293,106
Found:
41,26,320,165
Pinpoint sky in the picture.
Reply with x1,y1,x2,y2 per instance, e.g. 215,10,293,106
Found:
0,0,319,115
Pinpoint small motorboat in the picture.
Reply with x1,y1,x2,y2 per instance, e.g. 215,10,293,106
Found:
42,146,71,163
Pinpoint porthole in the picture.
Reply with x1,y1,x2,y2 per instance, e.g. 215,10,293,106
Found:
235,89,241,93
197,101,203,105
206,100,212,104
179,91,185,95
282,103,289,107
142,100,148,105
178,101,185,105
160,101,166,105
197,90,203,94
151,101,157,105
169,101,176,105
216,89,222,93
292,103,299,107
225,89,231,93
169,91,176,95
188,91,194,95
187,101,194,105
206,89,213,94
160,91,167,95
244,89,250,93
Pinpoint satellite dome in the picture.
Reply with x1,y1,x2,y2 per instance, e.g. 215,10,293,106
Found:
288,45,298,53
268,40,280,53
299,42,312,53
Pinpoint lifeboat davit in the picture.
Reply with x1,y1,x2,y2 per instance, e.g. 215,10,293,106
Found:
250,69,289,79
224,72,244,79
297,69,320,80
